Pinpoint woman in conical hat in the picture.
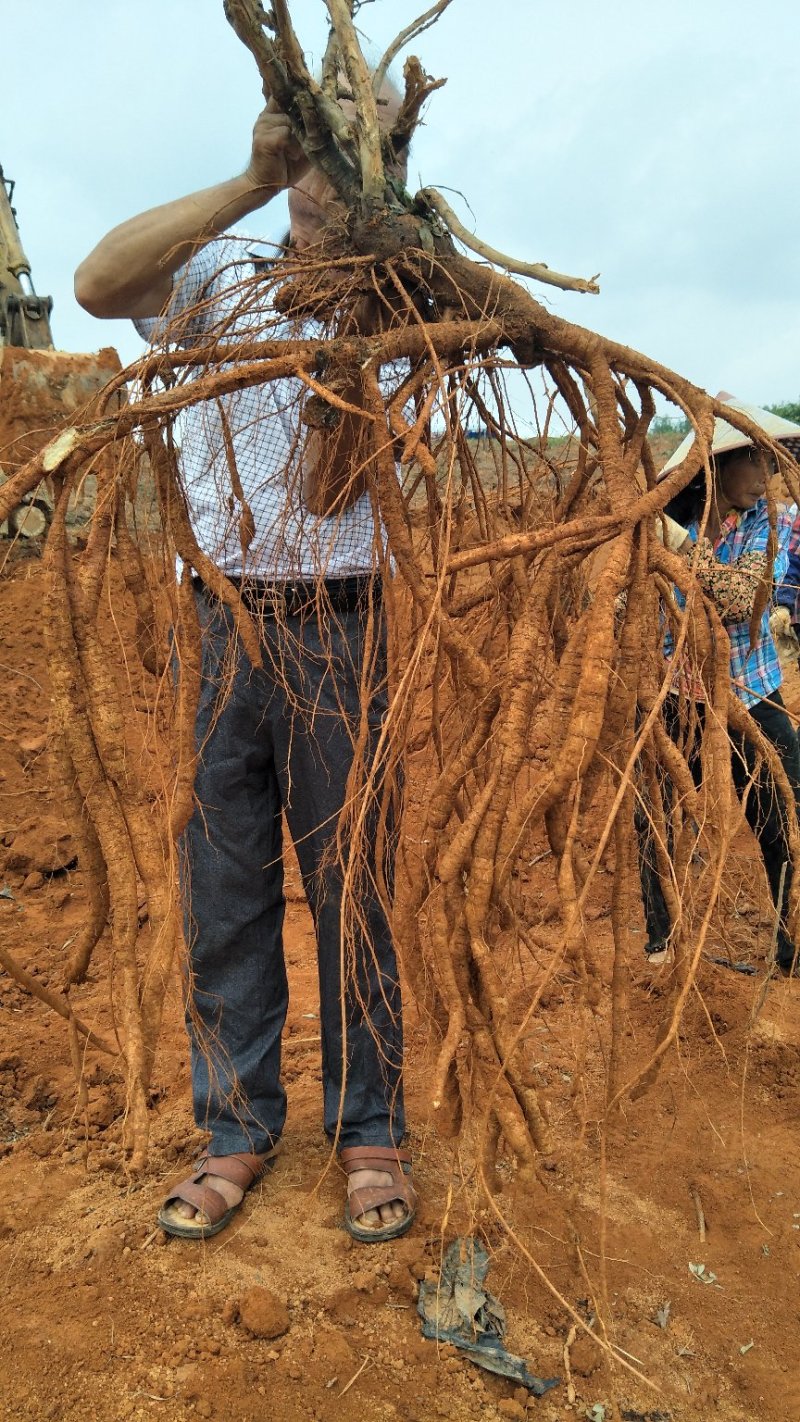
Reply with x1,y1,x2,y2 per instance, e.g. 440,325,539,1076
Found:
639,396,800,973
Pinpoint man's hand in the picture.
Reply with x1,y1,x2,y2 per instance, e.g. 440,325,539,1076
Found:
75,102,309,321
245,102,310,193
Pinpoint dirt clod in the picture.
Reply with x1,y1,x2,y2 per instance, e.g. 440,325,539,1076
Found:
387,1261,417,1299
570,1334,602,1376
2,815,75,873
17,734,48,759
497,1401,526,1421
351,1268,377,1292
238,1286,290,1340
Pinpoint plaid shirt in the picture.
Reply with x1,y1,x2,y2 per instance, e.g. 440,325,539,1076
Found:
134,237,398,582
775,505,800,621
667,500,791,709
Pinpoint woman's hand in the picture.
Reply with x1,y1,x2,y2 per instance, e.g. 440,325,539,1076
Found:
654,512,692,552
770,605,793,639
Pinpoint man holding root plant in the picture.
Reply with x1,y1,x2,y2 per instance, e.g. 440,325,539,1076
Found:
74,89,417,1243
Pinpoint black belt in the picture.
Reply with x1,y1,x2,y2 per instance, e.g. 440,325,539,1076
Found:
192,573,381,619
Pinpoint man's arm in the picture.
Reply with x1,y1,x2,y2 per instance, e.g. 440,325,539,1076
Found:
74,106,309,321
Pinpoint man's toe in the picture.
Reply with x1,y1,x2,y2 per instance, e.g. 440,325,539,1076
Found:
162,1199,205,1226
360,1206,383,1228
344,1161,415,1236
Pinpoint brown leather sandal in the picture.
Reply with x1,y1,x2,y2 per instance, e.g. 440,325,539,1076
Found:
157,1148,278,1240
340,1144,417,1244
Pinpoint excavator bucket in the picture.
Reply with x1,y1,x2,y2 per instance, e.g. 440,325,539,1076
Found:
1,164,124,537
0,345,122,536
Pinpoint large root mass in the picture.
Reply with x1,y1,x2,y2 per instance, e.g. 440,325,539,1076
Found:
1,0,797,1206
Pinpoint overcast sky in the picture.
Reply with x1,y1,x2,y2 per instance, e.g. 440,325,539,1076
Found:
3,0,798,413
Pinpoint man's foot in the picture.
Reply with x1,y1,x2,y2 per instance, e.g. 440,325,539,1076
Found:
158,1151,276,1239
644,941,674,967
775,932,799,977
164,1171,249,1227
340,1145,417,1243
347,1168,409,1231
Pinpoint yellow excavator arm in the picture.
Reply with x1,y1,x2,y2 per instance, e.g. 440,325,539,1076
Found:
0,165,54,350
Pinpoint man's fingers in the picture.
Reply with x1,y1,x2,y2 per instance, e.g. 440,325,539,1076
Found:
253,109,295,144
254,106,287,131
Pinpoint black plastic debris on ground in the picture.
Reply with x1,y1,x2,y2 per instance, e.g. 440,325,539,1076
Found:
704,954,757,976
622,1411,672,1421
417,1236,559,1397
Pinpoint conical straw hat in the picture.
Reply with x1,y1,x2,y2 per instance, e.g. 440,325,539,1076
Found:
659,393,800,476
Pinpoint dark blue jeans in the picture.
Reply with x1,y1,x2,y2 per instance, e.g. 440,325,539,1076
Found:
181,584,405,1155
638,690,800,965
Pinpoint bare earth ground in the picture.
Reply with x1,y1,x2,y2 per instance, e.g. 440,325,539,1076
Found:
1,543,800,1422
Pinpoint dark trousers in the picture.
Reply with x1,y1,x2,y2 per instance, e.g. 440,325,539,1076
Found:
638,690,800,964
181,584,405,1155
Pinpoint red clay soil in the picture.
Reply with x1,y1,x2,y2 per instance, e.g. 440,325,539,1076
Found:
0,347,121,472
1,545,800,1422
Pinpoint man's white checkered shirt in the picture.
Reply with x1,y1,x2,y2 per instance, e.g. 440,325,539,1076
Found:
135,237,387,582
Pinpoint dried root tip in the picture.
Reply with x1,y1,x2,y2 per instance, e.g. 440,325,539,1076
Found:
420,187,600,294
